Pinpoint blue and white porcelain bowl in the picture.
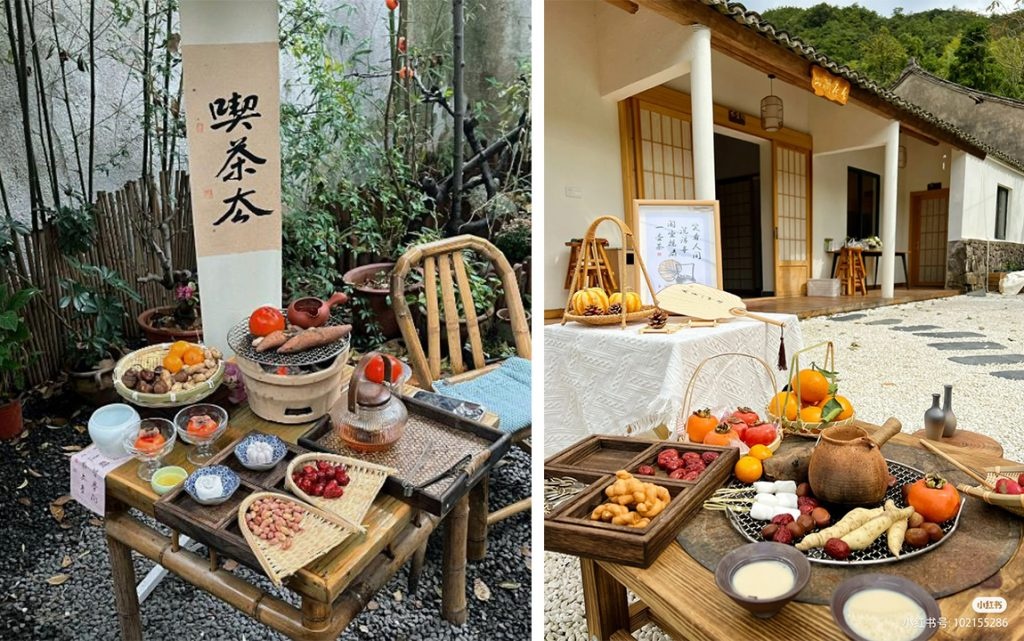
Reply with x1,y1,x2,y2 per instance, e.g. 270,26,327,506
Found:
233,433,287,471
184,465,240,506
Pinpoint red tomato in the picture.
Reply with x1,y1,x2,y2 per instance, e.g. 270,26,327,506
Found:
249,306,285,337
385,0,398,10
365,354,403,384
742,422,777,448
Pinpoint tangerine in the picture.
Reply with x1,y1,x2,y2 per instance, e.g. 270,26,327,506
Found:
748,444,773,461
168,340,191,358
768,392,799,421
163,354,184,374
182,346,205,366
734,455,763,484
799,405,824,423
817,395,854,421
791,368,830,404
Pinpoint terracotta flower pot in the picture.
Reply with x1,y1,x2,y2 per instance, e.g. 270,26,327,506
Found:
137,306,204,345
343,262,403,339
0,398,24,440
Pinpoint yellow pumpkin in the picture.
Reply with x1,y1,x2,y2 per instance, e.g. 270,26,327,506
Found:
609,291,642,313
570,287,609,314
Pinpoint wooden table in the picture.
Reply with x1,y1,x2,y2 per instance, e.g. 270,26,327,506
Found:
103,392,499,640
575,424,1024,641
828,249,910,289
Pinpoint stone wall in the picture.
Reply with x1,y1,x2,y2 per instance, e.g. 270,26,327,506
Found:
947,239,1024,290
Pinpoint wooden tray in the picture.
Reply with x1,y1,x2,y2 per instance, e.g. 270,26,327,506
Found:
299,394,512,517
544,436,739,567
154,431,376,578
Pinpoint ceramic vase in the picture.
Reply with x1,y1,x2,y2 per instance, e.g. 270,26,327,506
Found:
924,393,945,441
941,384,958,438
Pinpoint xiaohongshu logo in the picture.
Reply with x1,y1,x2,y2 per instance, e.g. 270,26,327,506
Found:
972,597,1007,614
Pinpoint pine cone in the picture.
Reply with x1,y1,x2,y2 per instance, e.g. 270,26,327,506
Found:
647,309,669,329
583,305,604,316
608,303,623,315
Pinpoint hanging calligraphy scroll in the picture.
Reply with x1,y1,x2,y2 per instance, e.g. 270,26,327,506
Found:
633,199,722,303
182,42,281,256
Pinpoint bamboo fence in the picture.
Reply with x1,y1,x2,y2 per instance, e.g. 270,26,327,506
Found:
3,172,195,386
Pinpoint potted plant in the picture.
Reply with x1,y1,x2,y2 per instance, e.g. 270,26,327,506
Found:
0,286,39,440
344,262,404,339
137,273,202,344
59,258,143,406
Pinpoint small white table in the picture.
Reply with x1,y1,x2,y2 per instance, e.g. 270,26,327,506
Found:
543,313,803,456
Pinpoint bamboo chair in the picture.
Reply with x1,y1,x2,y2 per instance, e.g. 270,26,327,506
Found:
390,234,532,567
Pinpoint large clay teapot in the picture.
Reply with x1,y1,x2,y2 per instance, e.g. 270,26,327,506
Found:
286,292,348,329
807,418,902,505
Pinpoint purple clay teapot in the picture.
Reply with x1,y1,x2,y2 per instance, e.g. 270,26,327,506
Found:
286,292,348,329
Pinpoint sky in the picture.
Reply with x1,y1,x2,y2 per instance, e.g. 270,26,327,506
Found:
739,0,1011,14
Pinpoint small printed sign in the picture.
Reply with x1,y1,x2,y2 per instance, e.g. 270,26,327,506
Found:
70,445,131,516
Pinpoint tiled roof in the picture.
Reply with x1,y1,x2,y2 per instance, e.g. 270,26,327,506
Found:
693,0,1024,173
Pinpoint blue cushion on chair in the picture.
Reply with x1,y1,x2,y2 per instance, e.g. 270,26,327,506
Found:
432,357,532,434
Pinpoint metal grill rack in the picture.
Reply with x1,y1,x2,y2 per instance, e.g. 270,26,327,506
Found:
227,313,351,367
726,459,964,566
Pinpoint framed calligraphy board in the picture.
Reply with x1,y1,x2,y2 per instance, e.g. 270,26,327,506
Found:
633,199,722,303
182,41,282,257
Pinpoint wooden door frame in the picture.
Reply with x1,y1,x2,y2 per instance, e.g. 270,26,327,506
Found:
771,141,813,296
909,188,950,288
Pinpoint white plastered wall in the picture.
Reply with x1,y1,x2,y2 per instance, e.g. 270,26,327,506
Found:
954,155,1024,243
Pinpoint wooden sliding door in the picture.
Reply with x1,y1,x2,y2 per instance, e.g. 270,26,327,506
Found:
773,142,812,296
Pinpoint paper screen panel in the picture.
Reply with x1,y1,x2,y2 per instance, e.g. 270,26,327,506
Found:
775,145,808,263
639,106,694,200
917,193,948,285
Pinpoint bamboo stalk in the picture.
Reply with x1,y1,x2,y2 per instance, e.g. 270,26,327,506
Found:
441,494,469,625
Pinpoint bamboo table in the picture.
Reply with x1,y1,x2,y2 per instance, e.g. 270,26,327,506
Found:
575,423,1024,641
103,391,499,640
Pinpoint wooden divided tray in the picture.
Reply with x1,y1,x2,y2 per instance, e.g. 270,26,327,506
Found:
299,394,512,517
544,435,739,567
155,431,368,577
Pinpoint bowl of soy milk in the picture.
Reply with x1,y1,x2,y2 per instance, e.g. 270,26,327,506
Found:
831,574,940,641
715,542,811,618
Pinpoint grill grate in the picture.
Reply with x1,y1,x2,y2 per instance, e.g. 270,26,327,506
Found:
227,312,351,367
725,459,964,566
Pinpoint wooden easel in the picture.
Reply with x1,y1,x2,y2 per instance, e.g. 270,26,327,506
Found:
564,238,617,291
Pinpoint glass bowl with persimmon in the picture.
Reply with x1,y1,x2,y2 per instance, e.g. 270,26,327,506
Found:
123,418,177,481
173,403,229,466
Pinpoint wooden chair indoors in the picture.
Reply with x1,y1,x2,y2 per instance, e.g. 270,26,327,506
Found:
390,234,532,566
836,246,868,296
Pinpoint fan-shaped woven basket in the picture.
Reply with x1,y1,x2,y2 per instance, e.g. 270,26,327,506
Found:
238,491,355,587
113,343,224,408
959,466,1024,518
284,453,395,531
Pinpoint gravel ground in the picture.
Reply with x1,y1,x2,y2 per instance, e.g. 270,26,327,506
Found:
0,387,531,641
543,293,1024,640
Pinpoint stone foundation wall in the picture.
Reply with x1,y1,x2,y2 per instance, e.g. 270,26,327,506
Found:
947,239,1024,290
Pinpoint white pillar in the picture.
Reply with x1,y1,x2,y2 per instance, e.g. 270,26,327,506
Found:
690,24,716,200
879,121,900,298
180,1,282,356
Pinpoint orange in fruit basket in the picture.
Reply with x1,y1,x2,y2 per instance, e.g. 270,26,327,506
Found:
799,405,823,423
168,340,191,359
818,395,854,420
182,346,205,366
768,392,799,421
163,354,184,374
791,369,830,404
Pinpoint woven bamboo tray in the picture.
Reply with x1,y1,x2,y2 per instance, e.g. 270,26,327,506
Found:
958,465,1024,518
284,453,395,531
562,216,661,329
114,343,224,408
766,341,856,437
563,304,658,326
237,491,355,587
681,352,783,452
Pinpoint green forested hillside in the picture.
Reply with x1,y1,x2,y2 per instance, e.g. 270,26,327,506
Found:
760,4,1024,99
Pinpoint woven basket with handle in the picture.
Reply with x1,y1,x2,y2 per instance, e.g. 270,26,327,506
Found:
681,352,783,452
766,341,856,437
237,491,355,587
113,343,224,408
959,466,1024,518
284,453,396,531
562,216,660,328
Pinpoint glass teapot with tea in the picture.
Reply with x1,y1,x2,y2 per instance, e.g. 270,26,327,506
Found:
336,351,408,452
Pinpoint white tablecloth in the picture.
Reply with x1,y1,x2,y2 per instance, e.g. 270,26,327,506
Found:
544,314,803,456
